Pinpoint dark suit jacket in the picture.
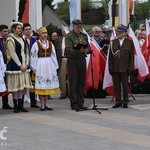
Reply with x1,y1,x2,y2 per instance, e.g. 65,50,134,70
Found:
109,38,134,73
55,36,66,68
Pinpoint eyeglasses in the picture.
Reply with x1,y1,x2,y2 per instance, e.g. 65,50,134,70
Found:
95,31,101,33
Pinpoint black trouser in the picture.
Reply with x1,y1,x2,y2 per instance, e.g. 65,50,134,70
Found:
113,72,129,104
2,76,9,107
67,58,86,107
2,94,9,107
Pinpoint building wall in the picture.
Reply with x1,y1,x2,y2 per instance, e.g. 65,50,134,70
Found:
42,6,68,29
0,0,19,27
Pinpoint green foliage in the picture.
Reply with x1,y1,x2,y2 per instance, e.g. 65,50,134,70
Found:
18,0,26,21
55,0,93,23
55,1,70,22
81,0,93,13
100,0,109,19
83,25,101,33
46,23,62,39
134,0,150,20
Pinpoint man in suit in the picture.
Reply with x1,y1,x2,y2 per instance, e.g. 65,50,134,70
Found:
108,24,134,108
23,23,39,108
0,24,12,109
56,26,69,99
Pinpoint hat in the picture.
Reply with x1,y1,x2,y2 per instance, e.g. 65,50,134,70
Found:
10,21,23,28
117,24,127,32
61,25,70,34
72,19,83,25
37,27,47,35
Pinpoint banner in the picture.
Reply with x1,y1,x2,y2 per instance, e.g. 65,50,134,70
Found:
69,0,81,29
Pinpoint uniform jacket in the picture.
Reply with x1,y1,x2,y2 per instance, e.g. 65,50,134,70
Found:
108,38,134,73
65,31,90,59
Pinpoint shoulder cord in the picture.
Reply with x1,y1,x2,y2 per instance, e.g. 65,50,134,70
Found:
110,40,120,57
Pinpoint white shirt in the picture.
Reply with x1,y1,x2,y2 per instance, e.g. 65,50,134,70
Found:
118,37,125,46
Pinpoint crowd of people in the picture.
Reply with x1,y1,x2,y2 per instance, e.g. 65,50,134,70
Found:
0,19,149,112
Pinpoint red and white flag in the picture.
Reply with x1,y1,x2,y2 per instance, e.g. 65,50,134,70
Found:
128,26,149,82
129,0,134,15
103,28,116,96
22,0,42,30
145,19,150,73
85,37,106,91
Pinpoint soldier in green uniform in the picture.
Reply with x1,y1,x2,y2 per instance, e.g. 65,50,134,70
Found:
108,24,134,108
65,19,90,111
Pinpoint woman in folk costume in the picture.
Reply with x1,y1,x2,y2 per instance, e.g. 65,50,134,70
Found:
30,27,60,111
0,50,7,96
6,21,33,113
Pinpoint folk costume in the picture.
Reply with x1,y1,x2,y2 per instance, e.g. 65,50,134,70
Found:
0,51,7,95
6,21,33,113
0,34,12,108
6,35,33,91
30,31,60,96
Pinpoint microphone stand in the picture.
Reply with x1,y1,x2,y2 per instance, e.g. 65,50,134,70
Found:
86,50,108,114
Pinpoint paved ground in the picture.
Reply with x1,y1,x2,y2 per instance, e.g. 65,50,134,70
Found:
0,93,150,150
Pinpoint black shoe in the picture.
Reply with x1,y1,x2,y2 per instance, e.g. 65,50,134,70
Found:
45,106,53,110
71,105,80,111
3,104,13,109
79,105,88,110
112,103,122,108
20,108,29,112
31,105,40,108
123,104,128,108
40,108,46,111
59,96,66,99
14,108,20,113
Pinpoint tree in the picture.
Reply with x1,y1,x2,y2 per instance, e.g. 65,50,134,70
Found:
42,0,55,11
55,0,93,24
100,0,109,19
134,0,150,20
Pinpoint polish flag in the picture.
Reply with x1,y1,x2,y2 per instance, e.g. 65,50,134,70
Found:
128,26,149,82
22,0,29,23
85,38,106,91
21,0,42,30
129,0,134,15
102,28,116,96
141,19,150,78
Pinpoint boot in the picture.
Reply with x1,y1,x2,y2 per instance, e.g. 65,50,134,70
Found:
30,93,40,108
13,99,20,113
2,94,13,109
18,99,29,112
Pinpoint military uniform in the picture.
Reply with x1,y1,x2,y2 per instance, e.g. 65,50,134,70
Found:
109,37,134,106
65,19,90,110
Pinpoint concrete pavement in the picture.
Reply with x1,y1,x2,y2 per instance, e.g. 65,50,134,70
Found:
0,94,150,150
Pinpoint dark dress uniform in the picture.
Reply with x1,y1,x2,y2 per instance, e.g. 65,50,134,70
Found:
65,21,90,110
109,37,134,107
